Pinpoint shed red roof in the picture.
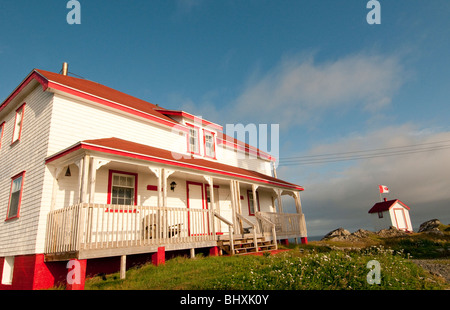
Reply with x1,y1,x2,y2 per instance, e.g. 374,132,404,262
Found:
46,137,303,191
368,199,410,213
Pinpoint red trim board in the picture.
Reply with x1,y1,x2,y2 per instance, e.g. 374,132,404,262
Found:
45,139,304,191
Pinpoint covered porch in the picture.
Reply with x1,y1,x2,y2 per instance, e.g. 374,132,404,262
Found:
44,138,307,262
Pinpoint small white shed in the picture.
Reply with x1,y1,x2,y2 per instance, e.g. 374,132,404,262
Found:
368,198,413,232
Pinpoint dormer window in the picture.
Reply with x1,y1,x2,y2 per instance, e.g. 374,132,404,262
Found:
11,104,25,144
204,130,216,159
187,124,200,155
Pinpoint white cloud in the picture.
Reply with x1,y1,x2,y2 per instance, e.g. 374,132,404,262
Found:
232,52,405,128
283,125,450,236
167,51,407,131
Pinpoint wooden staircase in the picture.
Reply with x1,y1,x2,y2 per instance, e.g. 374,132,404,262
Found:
217,234,277,255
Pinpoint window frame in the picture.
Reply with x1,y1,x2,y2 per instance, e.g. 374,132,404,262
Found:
1,256,15,285
186,123,201,155
247,190,260,216
6,171,25,221
11,103,25,144
0,121,5,150
107,170,138,206
203,129,216,159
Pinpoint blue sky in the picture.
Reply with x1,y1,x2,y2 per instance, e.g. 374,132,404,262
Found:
1,1,449,236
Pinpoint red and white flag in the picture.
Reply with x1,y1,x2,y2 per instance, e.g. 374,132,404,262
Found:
379,185,389,193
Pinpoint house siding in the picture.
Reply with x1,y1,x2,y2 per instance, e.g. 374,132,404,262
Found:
47,94,187,157
0,86,54,257
1,76,278,257
47,93,273,177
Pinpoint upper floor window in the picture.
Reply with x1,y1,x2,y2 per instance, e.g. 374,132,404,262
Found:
0,122,4,150
11,104,25,144
6,171,25,220
187,124,200,155
203,130,216,159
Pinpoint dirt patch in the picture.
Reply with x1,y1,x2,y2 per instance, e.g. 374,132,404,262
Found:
412,259,450,284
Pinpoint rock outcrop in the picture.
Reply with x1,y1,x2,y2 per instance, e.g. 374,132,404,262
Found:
418,219,444,235
321,219,447,241
321,228,375,241
321,226,405,241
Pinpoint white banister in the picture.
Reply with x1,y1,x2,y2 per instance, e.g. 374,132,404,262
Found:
45,203,218,256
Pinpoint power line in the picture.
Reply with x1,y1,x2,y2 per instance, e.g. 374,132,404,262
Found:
278,140,450,166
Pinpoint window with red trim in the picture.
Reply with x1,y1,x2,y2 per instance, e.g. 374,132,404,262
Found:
0,122,5,150
203,130,216,159
187,124,201,155
11,104,25,144
108,170,137,205
6,172,25,220
247,190,260,216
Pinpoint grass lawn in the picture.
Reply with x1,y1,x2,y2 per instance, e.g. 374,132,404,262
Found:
84,243,448,290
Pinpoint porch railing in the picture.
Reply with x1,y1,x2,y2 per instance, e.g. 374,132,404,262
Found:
45,203,219,255
45,204,306,257
257,211,307,238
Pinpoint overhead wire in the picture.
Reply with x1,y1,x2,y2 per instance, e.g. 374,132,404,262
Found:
278,139,450,166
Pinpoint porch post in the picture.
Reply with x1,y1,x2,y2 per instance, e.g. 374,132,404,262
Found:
293,191,302,214
229,180,237,230
50,166,64,212
159,168,165,240
79,155,90,204
294,191,308,244
276,189,283,213
252,184,259,214
120,255,126,279
235,180,243,234
89,157,97,203
206,176,216,237
155,168,162,207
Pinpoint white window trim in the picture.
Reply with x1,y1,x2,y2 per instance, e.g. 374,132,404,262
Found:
1,256,14,285
11,103,25,144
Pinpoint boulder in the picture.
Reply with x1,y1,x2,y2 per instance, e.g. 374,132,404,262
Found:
321,228,351,241
418,219,442,233
376,226,407,238
352,229,372,238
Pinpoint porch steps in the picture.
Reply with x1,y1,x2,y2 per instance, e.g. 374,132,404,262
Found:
217,235,277,255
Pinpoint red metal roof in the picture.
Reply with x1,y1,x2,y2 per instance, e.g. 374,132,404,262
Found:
34,69,179,126
46,137,303,191
368,199,410,213
2,68,276,161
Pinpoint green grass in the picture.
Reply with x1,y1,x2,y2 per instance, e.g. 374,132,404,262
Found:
82,228,450,290
84,244,448,290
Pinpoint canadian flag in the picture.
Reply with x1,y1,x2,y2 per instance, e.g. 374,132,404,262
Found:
379,185,389,193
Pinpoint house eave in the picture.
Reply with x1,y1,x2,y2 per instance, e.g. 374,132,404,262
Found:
45,139,304,192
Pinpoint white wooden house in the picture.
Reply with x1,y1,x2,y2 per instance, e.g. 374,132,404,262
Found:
0,64,307,290
368,198,413,232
